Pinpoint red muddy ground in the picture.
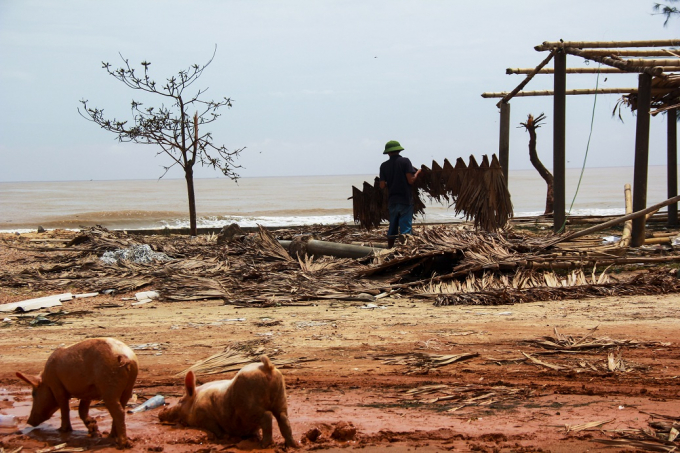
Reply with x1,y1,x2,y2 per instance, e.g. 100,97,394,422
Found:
2,231,680,452
1,290,680,452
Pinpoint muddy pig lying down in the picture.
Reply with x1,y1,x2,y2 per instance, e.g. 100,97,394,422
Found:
16,338,139,449
159,355,297,448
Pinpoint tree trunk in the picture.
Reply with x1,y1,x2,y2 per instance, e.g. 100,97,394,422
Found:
185,165,197,236
525,116,554,215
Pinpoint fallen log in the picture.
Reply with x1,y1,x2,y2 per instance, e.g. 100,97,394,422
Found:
278,239,378,259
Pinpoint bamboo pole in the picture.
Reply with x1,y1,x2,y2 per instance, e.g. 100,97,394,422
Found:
579,57,680,67
643,236,670,245
535,39,680,51
483,88,641,98
549,193,680,246
652,102,680,116
576,49,680,57
506,67,680,74
619,184,633,247
563,48,664,76
507,67,625,74
494,50,556,108
483,87,678,98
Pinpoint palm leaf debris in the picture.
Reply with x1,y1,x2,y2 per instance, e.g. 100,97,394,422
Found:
372,351,479,374
176,346,302,377
351,154,513,231
3,221,680,308
525,326,641,351
402,383,534,412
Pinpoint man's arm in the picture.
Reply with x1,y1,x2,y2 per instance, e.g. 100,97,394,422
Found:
406,168,421,185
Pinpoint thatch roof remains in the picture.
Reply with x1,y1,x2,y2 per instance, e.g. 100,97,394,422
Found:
351,154,513,232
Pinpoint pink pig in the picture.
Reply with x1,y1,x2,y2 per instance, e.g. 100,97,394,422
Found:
159,355,297,448
16,338,138,449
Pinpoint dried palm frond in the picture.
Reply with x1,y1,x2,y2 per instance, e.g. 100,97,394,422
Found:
253,225,293,262
175,346,296,377
352,154,513,231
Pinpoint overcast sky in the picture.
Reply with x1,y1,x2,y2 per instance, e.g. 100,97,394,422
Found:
0,0,678,182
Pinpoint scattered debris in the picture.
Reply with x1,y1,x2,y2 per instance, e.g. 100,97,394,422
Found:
176,346,297,377
526,326,641,351
128,394,165,414
35,443,86,453
374,352,479,374
100,244,170,265
404,383,533,412
3,223,680,311
129,343,166,351
565,419,614,432
134,290,159,304
0,293,72,313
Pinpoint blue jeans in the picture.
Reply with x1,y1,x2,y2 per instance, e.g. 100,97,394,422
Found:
387,203,414,238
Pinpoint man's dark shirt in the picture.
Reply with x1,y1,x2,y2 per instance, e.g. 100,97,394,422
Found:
379,154,416,206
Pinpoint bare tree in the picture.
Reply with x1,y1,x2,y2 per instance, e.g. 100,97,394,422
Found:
520,113,554,216
79,48,243,236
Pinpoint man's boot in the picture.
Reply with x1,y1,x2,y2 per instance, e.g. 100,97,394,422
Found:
387,237,395,248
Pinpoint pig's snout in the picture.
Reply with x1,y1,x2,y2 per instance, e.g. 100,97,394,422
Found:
26,414,42,427
158,405,181,423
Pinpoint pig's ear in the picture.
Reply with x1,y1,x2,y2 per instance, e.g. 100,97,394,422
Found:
16,372,41,388
184,371,196,397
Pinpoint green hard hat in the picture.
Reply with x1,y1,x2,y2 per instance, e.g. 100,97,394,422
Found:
383,140,404,154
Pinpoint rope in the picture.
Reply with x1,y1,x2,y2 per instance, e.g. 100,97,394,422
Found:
557,63,602,233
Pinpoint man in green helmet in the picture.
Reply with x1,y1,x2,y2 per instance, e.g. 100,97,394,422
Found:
379,140,421,248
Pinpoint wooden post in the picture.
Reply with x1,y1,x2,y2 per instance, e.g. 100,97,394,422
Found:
632,73,653,247
553,50,566,232
668,108,678,226
619,184,633,247
499,101,510,184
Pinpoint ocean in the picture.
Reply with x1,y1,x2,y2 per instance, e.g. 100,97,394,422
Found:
0,166,675,233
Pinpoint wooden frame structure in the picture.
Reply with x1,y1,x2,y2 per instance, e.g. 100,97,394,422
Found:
483,39,680,243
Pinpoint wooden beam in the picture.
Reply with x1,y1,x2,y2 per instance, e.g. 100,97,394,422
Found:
632,73,653,247
564,48,665,76
499,102,510,184
668,108,678,227
506,67,680,74
495,50,555,107
553,50,566,233
535,39,680,51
